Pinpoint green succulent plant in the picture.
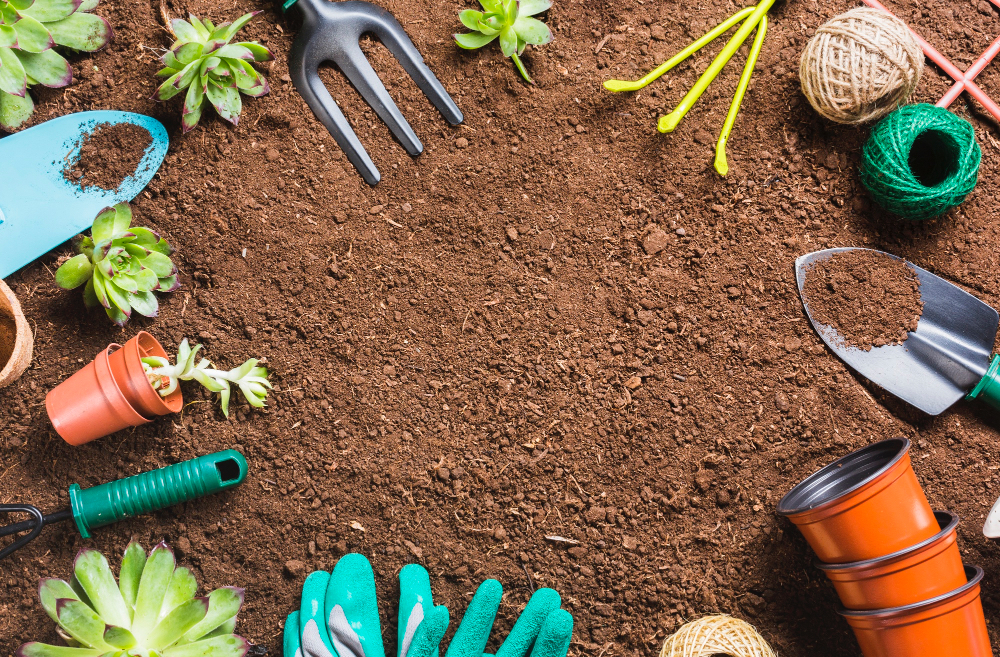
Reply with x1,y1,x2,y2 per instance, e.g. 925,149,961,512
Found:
454,0,552,83
54,202,179,326
143,339,271,417
154,11,272,132
0,0,113,131
18,542,250,657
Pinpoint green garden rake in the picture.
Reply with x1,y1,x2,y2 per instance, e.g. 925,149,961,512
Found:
604,0,775,175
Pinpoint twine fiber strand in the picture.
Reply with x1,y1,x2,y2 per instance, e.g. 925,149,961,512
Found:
660,615,777,657
801,7,923,124
860,103,980,220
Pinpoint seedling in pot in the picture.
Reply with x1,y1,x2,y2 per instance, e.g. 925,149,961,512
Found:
54,202,179,326
154,11,272,132
0,0,113,131
455,0,553,83
143,339,271,417
18,540,251,657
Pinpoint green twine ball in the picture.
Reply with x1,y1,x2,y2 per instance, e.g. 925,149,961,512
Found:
860,103,981,221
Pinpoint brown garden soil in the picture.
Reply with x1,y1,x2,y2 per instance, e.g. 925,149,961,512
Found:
801,249,923,351
63,122,154,191
4,0,1000,655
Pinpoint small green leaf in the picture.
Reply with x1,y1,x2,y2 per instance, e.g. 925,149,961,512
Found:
183,588,245,643
215,11,258,42
13,16,54,52
111,273,138,293
215,44,252,60
454,31,497,50
0,88,33,130
17,49,73,88
73,549,131,629
156,75,185,100
102,627,136,650
102,279,132,317
118,541,146,614
128,290,159,317
162,634,249,657
90,206,117,243
188,14,212,40
459,9,484,30
499,25,517,57
0,47,28,97
130,542,176,639
105,304,128,326
172,41,204,66
161,567,198,618
131,266,159,291
39,579,80,623
157,274,180,292
55,254,93,290
46,12,112,51
219,382,232,417
240,42,271,62
202,616,237,639
21,0,83,22
0,25,18,48
16,643,102,657
169,18,201,42
141,250,176,277
112,202,132,234
91,270,110,308
513,15,552,44
518,0,551,16
147,597,209,650
55,599,113,651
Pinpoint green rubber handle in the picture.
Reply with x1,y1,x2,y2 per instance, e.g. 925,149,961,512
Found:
967,355,1000,411
68,450,248,539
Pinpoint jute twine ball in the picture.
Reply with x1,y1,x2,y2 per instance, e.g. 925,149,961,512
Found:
860,103,980,220
0,278,32,388
800,7,923,124
660,615,777,657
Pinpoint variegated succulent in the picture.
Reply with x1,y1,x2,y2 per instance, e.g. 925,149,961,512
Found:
154,11,271,132
455,0,552,83
19,542,250,657
0,0,113,131
54,202,179,326
143,339,271,417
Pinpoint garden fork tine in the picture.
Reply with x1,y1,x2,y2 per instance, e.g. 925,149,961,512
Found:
284,0,464,186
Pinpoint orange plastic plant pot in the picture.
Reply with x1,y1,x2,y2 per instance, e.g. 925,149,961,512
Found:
841,566,992,657
45,345,150,445
819,511,965,610
777,438,937,563
107,331,182,418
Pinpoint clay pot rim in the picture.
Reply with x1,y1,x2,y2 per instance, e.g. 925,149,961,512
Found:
777,438,909,517
839,565,982,619
816,510,958,572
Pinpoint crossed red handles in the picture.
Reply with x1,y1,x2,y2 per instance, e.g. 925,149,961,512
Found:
863,0,1000,120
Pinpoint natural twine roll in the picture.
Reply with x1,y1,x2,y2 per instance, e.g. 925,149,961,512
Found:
860,103,980,220
0,278,32,388
660,615,777,657
801,7,923,124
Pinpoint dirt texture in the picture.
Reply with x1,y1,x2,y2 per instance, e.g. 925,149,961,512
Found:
0,314,14,370
3,0,1000,656
63,122,153,191
802,249,923,350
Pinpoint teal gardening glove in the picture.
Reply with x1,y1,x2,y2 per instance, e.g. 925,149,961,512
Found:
284,553,574,657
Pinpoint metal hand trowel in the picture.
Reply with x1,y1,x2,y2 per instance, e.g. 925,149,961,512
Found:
0,111,169,279
796,248,1000,417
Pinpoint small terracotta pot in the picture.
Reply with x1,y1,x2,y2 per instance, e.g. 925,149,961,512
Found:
777,438,937,563
107,331,182,418
0,278,32,388
818,511,965,610
46,344,151,445
841,566,992,657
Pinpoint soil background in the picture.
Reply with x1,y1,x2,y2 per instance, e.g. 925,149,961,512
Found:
4,0,1000,655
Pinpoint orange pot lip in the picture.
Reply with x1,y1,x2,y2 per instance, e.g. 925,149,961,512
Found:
777,438,909,518
129,331,182,415
817,510,958,574
840,565,982,620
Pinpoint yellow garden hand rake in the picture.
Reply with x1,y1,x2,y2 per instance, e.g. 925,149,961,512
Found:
604,0,775,175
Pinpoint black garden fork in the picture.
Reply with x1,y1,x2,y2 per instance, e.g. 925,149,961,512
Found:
283,0,464,185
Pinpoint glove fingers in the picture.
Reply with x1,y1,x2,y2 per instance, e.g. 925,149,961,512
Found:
328,553,385,657
329,604,367,657
398,564,434,657
405,604,450,657
399,602,425,657
285,612,303,657
445,579,503,657
494,589,562,657
301,571,337,657
528,609,573,657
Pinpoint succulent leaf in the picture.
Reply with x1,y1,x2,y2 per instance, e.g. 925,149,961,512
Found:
454,31,496,49
17,48,72,87
518,0,551,16
118,542,146,614
161,635,249,657
73,550,131,630
13,16,54,52
55,599,113,651
54,253,93,289
0,86,33,128
130,543,175,638
17,643,102,657
161,567,198,618
39,580,81,624
0,24,17,47
513,15,551,44
44,11,111,51
102,627,136,650
19,0,82,23
146,598,209,650
0,46,28,96
455,0,550,82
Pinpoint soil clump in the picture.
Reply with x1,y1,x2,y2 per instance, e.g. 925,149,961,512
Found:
802,250,923,351
63,122,152,191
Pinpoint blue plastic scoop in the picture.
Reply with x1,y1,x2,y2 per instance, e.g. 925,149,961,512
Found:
0,111,169,279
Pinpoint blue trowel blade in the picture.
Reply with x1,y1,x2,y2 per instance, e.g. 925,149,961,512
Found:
0,111,169,279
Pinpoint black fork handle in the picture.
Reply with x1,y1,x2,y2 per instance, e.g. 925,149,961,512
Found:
0,506,72,560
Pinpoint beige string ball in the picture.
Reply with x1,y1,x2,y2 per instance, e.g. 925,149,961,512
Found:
0,278,32,388
660,615,777,657
800,6,924,124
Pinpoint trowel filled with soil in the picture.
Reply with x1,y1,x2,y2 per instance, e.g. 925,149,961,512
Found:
796,247,1000,416
0,111,168,278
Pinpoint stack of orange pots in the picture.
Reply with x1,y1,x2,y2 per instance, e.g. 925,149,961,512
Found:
778,438,993,657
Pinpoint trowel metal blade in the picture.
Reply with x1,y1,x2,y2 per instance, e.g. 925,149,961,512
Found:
0,111,168,279
795,248,999,416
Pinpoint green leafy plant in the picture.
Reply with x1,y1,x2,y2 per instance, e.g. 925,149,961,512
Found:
454,0,552,83
0,0,113,131
154,11,272,132
18,542,250,657
54,202,178,326
143,339,271,417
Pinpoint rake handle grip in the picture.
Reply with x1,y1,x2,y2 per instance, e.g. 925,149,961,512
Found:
68,450,248,538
